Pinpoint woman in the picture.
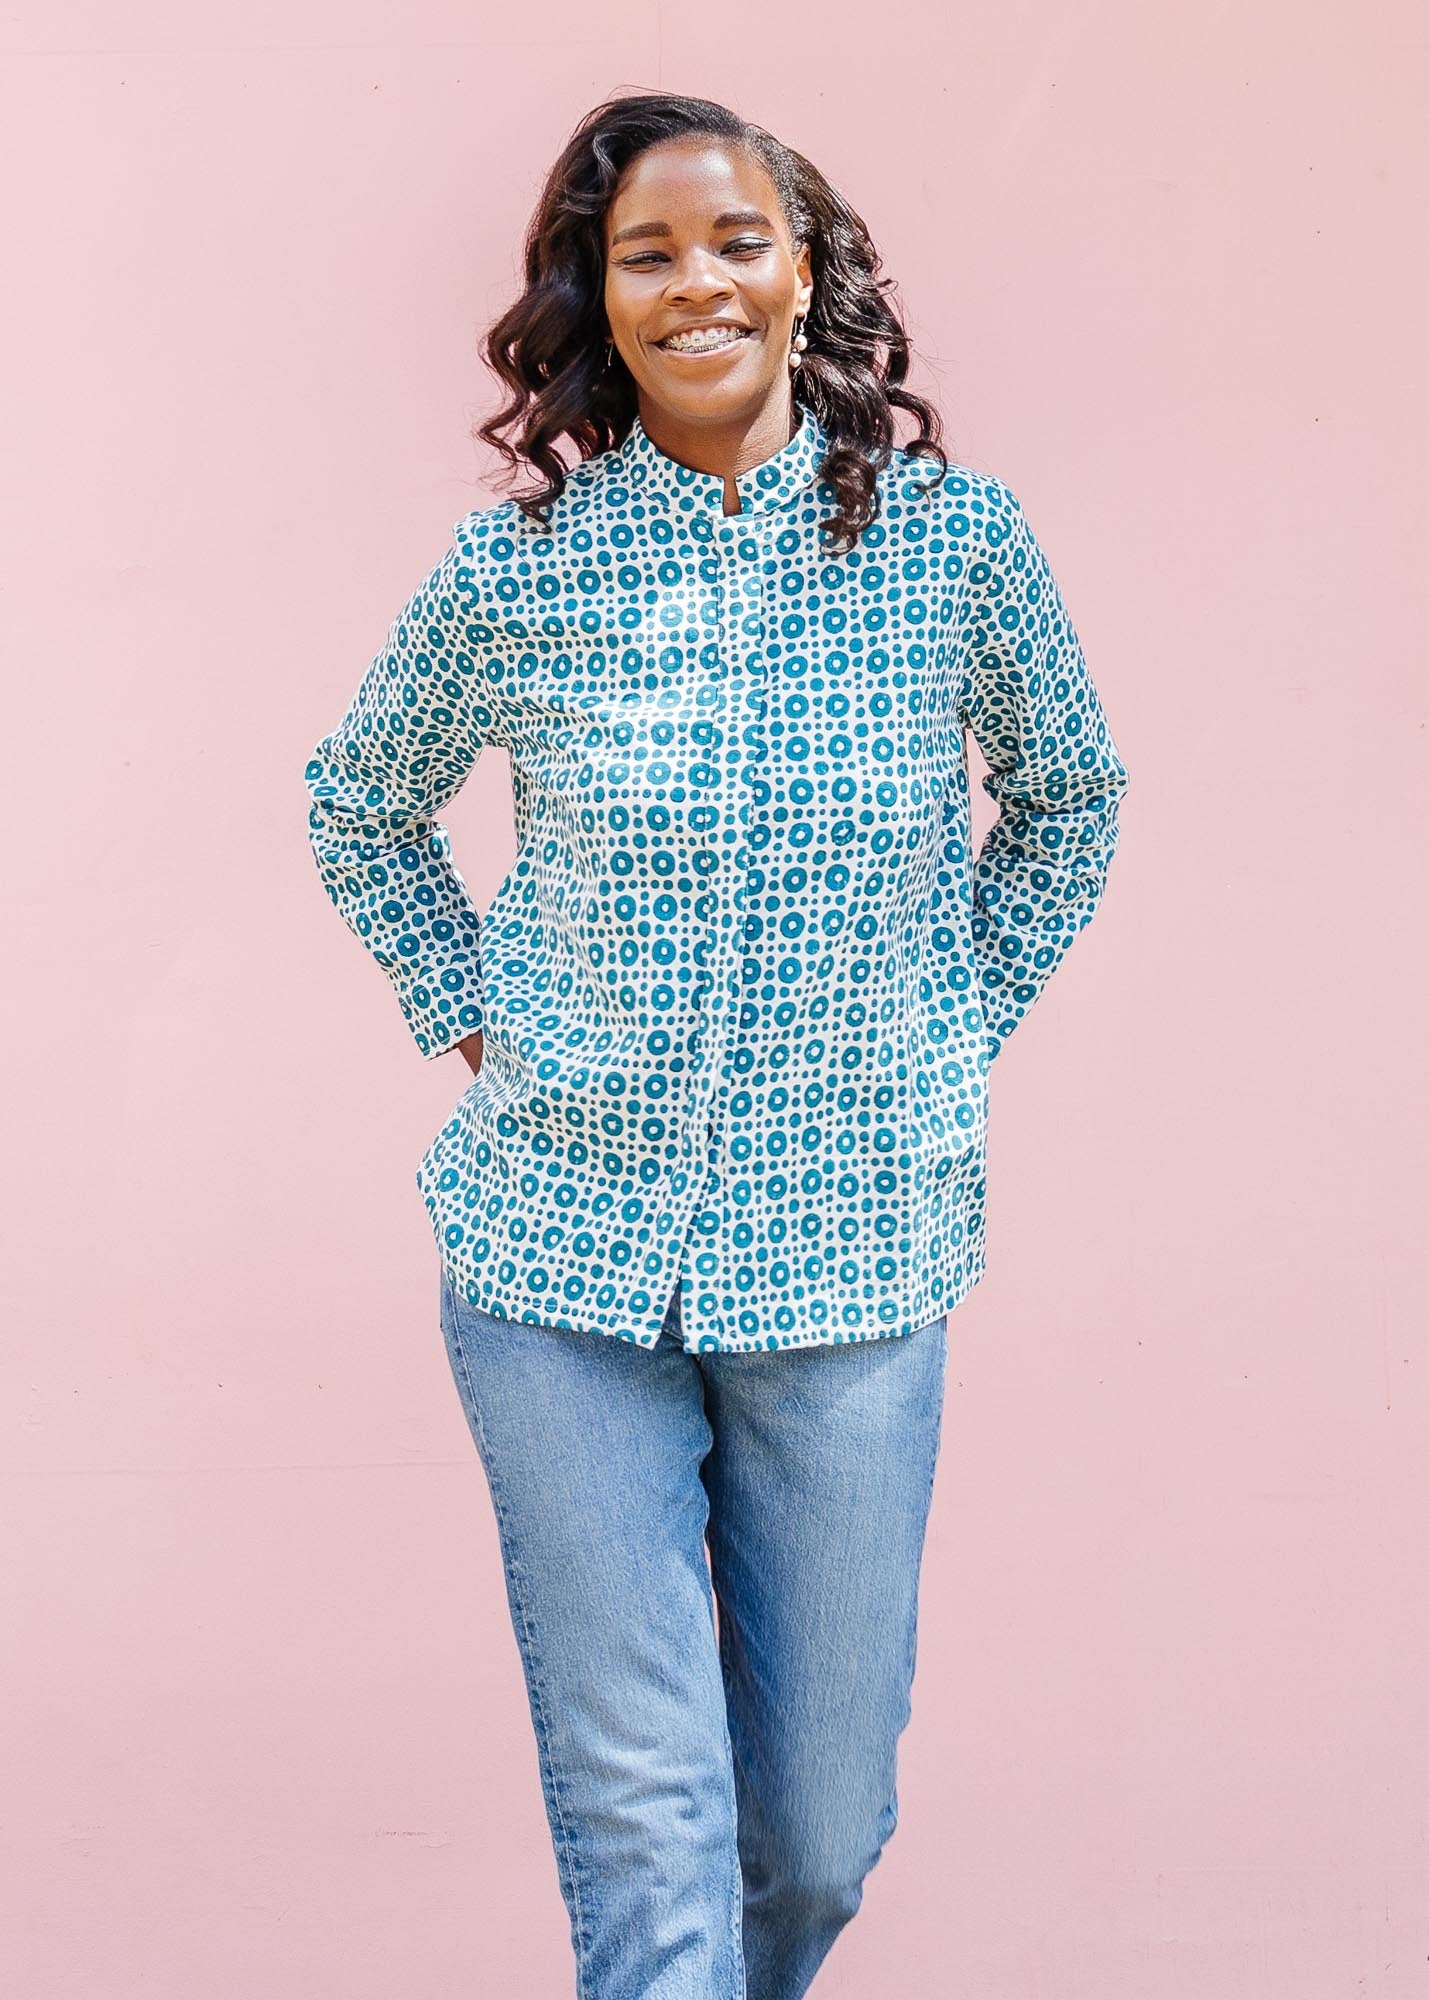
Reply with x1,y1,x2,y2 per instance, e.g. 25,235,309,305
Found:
304,90,1130,2000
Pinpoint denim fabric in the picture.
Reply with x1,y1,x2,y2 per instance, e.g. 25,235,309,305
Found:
438,1264,950,2000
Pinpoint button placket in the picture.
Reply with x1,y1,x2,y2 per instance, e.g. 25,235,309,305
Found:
666,509,731,1346
697,517,773,1173
674,495,737,1169
619,434,821,1347
696,519,741,1140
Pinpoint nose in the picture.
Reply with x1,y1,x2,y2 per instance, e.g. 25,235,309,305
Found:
665,248,736,304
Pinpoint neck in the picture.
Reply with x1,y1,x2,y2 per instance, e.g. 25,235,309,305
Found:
638,399,799,514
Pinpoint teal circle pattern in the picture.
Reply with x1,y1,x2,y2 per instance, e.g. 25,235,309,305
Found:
304,407,1131,1352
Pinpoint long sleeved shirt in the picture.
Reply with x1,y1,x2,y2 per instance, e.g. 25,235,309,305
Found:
304,405,1130,1353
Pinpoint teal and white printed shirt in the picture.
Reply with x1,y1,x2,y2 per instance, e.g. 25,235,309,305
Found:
304,406,1130,1352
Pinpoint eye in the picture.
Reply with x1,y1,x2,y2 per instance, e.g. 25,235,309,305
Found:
616,238,773,268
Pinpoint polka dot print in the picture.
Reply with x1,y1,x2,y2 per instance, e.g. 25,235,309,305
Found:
304,406,1130,1351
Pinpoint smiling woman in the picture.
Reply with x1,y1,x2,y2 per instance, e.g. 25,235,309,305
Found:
302,85,1131,2000
600,143,813,512
474,90,947,550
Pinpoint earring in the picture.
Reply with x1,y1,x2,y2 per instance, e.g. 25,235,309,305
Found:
788,314,809,371
604,339,614,371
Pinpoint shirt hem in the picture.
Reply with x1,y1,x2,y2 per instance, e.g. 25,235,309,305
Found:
433,1244,988,1356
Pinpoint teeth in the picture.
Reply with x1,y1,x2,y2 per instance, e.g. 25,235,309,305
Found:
663,327,746,351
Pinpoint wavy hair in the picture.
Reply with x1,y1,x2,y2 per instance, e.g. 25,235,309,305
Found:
472,91,949,554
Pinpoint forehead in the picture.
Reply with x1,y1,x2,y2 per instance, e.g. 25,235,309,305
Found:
603,138,781,238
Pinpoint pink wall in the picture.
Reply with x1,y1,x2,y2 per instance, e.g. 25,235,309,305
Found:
4,4,1426,1994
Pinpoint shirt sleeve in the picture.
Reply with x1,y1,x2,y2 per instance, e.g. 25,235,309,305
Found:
958,477,1131,1063
302,531,503,1061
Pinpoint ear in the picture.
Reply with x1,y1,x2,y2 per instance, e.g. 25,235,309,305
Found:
795,239,814,318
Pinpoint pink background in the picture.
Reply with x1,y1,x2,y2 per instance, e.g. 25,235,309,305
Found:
4,4,1426,1995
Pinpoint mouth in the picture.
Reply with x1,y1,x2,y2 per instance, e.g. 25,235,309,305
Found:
655,325,757,357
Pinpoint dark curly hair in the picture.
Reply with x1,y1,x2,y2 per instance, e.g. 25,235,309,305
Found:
472,90,949,555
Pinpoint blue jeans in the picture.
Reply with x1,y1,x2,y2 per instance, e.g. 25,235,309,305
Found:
438,1267,949,2000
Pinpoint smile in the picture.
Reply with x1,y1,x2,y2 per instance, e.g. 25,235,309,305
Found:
657,326,755,355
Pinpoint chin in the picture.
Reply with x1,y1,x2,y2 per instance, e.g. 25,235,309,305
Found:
648,382,772,424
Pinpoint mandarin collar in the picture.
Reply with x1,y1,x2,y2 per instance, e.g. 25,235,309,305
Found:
612,404,828,519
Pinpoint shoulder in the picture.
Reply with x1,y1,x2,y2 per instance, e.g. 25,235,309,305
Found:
451,450,616,558
872,443,1025,547
916,452,1023,531
442,493,567,625
450,492,538,557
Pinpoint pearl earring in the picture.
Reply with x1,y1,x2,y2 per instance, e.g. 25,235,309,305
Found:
788,314,809,371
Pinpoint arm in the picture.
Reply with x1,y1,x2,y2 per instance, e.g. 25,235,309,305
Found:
302,534,502,1061
959,478,1131,1062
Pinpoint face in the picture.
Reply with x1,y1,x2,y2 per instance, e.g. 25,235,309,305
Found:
602,138,814,437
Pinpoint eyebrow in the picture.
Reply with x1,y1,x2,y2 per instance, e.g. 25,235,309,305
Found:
608,208,774,249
